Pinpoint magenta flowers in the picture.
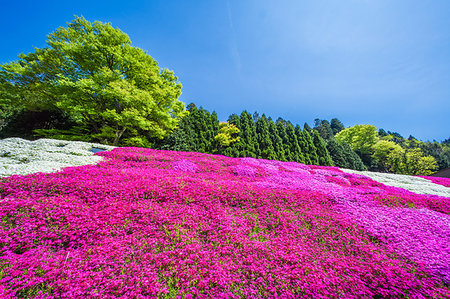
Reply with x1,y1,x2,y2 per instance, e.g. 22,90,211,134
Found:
0,147,448,298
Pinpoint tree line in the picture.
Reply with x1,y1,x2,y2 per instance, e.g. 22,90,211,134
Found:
313,119,449,175
152,103,368,170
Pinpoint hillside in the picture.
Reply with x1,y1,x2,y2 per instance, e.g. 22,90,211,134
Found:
0,139,449,297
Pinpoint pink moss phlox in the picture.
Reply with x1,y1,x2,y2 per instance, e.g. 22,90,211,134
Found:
0,147,448,298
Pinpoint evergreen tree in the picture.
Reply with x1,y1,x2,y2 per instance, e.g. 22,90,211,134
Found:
312,130,333,166
239,111,260,158
285,122,304,163
303,122,312,133
256,115,276,159
326,139,366,170
268,118,285,161
314,119,334,140
154,103,197,151
303,130,319,165
378,128,388,137
276,118,291,161
330,118,345,135
295,125,311,164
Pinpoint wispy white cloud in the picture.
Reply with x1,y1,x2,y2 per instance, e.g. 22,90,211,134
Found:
226,0,242,76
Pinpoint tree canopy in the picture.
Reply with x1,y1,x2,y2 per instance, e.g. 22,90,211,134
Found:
335,125,379,155
0,16,187,145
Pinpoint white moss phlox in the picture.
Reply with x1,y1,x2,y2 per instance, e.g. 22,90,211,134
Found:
0,138,115,177
341,168,450,198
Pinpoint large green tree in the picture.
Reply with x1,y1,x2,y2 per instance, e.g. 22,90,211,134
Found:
0,16,187,145
335,125,379,155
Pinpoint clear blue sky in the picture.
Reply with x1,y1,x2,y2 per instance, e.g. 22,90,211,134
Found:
1,0,449,141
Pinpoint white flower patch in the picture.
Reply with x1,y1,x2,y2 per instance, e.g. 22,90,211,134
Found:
0,138,115,177
341,168,450,198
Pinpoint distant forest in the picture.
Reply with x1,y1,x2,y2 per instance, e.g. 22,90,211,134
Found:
0,103,448,176
151,103,449,176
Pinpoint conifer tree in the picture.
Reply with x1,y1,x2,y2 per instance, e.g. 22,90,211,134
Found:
303,122,312,133
330,118,345,135
276,118,291,161
268,118,285,161
286,122,304,163
312,130,333,166
256,115,276,159
154,103,197,151
314,119,334,140
326,139,366,170
239,111,260,158
295,125,311,165
303,130,320,165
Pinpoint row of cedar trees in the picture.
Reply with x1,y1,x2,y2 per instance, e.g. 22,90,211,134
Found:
152,104,366,170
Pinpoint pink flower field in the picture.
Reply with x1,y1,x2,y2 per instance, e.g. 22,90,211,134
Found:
0,147,449,298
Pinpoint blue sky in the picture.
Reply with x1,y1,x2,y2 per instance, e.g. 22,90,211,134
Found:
1,0,449,141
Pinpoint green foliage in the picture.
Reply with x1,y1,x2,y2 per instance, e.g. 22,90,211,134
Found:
420,141,450,170
33,127,93,142
0,109,76,140
215,122,240,147
302,129,319,165
303,122,312,133
372,140,404,172
378,128,388,137
326,139,366,171
400,148,438,175
255,115,276,160
239,111,260,158
330,118,345,135
0,16,187,145
335,125,379,155
268,118,286,161
314,119,334,140
312,130,333,166
154,103,218,153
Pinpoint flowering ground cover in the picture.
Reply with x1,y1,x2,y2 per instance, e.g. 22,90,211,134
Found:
419,176,450,188
0,146,449,298
0,138,115,177
341,168,450,198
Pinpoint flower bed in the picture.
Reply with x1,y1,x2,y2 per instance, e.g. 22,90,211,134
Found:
0,147,448,298
0,138,115,177
341,168,450,197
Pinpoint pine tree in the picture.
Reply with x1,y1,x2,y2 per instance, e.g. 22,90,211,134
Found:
295,125,311,165
326,139,366,170
312,130,333,166
268,118,285,161
303,130,320,165
256,115,276,159
314,119,334,140
154,103,197,151
330,118,345,135
285,122,303,163
303,122,312,133
276,118,291,161
239,111,260,158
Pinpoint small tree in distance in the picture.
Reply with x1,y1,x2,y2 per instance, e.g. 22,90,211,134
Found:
215,122,240,150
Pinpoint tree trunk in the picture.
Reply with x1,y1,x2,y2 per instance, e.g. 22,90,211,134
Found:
113,127,127,146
